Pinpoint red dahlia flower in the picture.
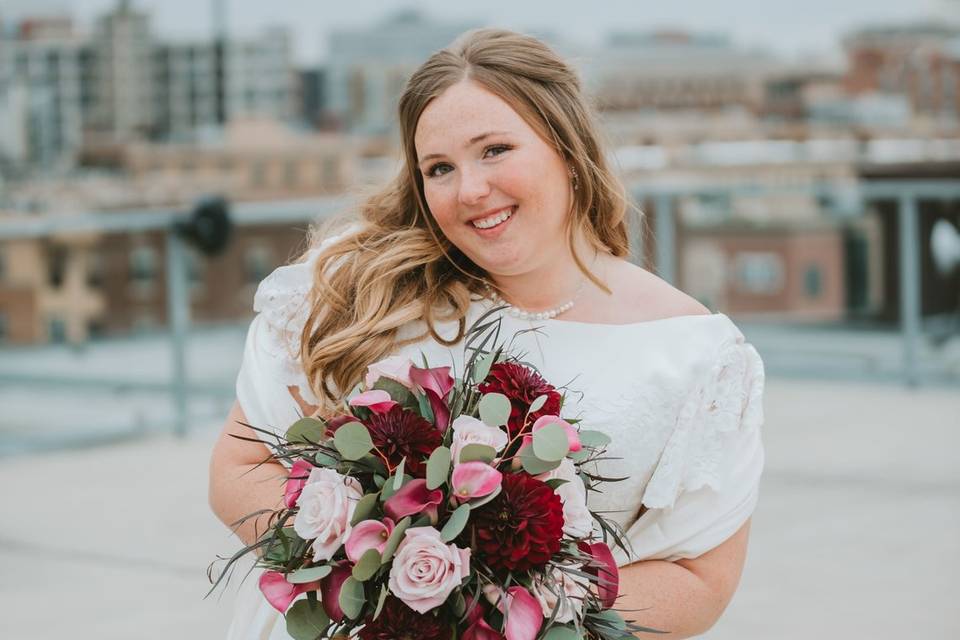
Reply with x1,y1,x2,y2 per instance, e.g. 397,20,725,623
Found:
364,405,442,477
468,472,564,572
478,362,561,439
358,595,451,640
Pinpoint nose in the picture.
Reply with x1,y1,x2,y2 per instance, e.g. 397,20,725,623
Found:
457,167,491,206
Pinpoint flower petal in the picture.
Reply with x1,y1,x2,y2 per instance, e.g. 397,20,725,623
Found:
463,617,506,640
259,571,297,613
383,479,444,521
284,459,313,509
451,461,503,500
532,415,581,452
503,586,543,640
320,564,352,622
345,519,393,563
409,366,455,432
578,541,620,609
348,389,398,414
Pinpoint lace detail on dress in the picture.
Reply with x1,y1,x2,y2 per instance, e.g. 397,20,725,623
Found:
641,333,765,510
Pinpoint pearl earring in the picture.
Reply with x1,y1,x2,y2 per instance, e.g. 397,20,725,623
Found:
570,166,579,191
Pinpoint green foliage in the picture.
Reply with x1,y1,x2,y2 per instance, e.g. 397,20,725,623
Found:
478,392,511,427
532,422,570,462
338,577,366,620
287,565,332,584
352,548,382,582
426,446,452,490
333,422,373,460
285,599,330,640
440,504,471,542
458,443,496,464
286,417,325,445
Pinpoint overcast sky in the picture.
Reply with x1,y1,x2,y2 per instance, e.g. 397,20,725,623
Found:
4,0,957,65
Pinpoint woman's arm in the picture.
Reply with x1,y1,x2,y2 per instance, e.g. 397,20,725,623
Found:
617,518,752,638
208,400,289,548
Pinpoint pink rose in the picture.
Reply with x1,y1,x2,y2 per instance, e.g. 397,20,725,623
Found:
293,468,363,562
387,527,470,613
450,415,509,464
364,355,415,390
530,567,589,623
538,458,593,538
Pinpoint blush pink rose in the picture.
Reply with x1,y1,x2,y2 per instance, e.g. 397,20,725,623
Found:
293,468,363,562
387,527,470,613
537,458,593,538
450,415,509,464
364,355,415,390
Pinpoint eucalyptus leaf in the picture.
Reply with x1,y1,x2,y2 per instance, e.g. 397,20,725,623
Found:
451,591,467,618
285,599,330,640
578,429,612,449
417,392,435,424
287,565,332,584
372,378,419,410
380,473,411,501
440,504,471,542
286,417,325,445
472,351,496,383
478,393,511,427
333,422,373,460
392,457,406,491
458,443,496,464
337,577,366,620
568,448,591,463
532,422,569,462
520,447,561,475
380,516,411,564
544,478,569,490
590,609,627,631
314,450,339,467
350,493,379,526
352,548,382,582
541,626,579,640
527,393,549,415
426,446,451,490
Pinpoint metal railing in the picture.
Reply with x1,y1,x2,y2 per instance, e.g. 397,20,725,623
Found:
1,180,958,439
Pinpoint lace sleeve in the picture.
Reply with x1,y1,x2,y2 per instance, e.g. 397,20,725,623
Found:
618,331,766,563
235,227,356,437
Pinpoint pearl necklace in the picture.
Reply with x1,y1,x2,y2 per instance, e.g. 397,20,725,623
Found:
485,279,586,321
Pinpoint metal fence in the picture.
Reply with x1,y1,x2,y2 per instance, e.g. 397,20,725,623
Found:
0,181,958,443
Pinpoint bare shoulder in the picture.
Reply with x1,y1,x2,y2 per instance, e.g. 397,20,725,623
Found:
609,258,711,321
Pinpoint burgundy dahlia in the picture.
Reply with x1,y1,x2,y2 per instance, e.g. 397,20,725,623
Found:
358,596,451,640
364,405,442,477
478,362,562,439
468,472,564,572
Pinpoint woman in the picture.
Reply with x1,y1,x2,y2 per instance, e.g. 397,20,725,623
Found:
209,29,764,639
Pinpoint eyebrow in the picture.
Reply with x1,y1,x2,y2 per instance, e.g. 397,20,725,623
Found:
417,130,511,165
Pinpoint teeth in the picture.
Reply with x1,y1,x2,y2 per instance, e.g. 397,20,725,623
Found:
472,208,513,229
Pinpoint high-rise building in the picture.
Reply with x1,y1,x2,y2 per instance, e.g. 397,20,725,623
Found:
87,0,155,139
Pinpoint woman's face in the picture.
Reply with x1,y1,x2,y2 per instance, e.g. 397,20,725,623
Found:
414,80,573,278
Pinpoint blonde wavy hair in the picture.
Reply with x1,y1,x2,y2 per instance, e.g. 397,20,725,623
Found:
299,28,633,418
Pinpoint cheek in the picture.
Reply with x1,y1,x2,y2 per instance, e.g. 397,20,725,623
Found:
423,186,458,229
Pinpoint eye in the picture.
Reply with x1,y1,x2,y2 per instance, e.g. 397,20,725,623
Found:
483,144,511,158
425,162,453,178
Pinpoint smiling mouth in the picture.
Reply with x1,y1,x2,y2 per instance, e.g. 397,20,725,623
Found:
470,207,515,230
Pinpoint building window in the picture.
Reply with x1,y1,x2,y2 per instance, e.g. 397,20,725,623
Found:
0,312,8,342
87,251,104,288
803,264,823,298
244,246,272,285
733,252,784,295
48,316,67,343
48,245,68,288
0,247,6,282
186,249,205,294
129,246,158,287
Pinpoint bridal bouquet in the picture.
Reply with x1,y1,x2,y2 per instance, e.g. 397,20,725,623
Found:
210,310,664,639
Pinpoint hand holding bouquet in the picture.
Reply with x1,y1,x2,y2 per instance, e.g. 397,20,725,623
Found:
210,312,665,639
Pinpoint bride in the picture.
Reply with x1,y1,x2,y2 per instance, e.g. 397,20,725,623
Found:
209,28,764,639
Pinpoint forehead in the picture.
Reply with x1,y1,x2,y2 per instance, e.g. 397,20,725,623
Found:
414,80,530,156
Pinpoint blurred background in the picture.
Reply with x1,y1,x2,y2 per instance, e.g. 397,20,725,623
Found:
0,1,957,639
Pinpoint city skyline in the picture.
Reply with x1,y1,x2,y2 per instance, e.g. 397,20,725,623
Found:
3,0,952,65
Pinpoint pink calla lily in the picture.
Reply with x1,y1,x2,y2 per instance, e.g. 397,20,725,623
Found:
578,541,620,609
258,571,320,613
384,479,444,521
451,462,503,501
502,586,543,640
320,564,352,622
463,617,506,640
348,389,398,414
283,459,314,509
409,365,455,432
532,415,581,452
345,518,395,562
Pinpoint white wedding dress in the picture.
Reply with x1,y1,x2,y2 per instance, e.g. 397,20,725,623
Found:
226,238,766,640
